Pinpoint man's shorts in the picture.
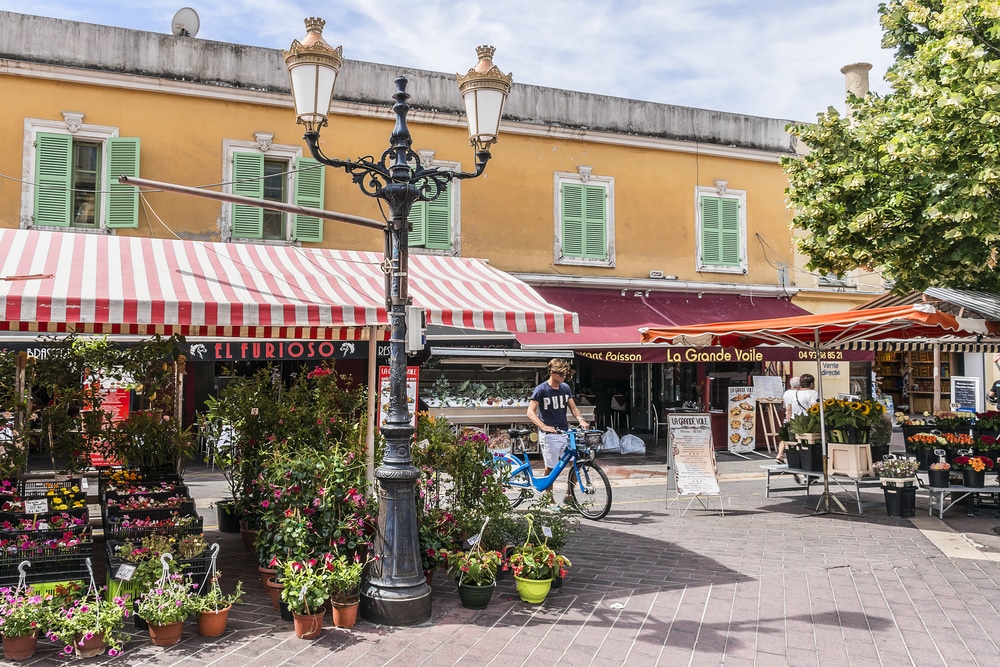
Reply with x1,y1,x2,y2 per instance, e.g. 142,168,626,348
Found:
539,431,569,469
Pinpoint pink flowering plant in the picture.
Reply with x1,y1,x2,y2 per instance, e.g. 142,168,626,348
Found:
135,573,198,625
0,586,50,637
326,551,367,604
45,592,130,657
442,548,503,586
280,557,332,615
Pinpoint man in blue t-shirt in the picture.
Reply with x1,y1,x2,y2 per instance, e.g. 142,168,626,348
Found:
527,359,589,496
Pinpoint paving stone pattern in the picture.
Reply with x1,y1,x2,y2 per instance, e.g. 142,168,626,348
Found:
17,460,1000,666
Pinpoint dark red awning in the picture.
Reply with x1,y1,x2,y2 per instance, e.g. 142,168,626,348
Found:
515,287,808,351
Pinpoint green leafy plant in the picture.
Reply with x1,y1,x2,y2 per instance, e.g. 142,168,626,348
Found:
975,411,1000,431
189,572,243,613
135,573,198,625
443,548,502,586
327,552,366,604
506,514,571,581
45,592,130,657
280,558,331,615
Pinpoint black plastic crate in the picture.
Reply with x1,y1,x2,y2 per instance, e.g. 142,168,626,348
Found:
105,540,212,587
104,514,203,543
102,499,195,520
18,478,80,497
0,507,89,531
0,544,93,587
102,486,189,504
97,467,182,496
0,524,92,543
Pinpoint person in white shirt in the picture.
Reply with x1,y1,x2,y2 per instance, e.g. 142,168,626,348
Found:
775,375,820,464
782,376,801,424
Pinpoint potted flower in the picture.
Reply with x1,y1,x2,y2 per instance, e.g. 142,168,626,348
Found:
872,457,920,518
950,455,995,488
871,457,920,485
325,552,366,628
280,558,331,639
45,592,130,658
135,573,198,646
927,461,952,488
905,433,947,470
189,571,244,637
933,411,974,435
0,586,49,660
506,514,571,604
443,547,503,609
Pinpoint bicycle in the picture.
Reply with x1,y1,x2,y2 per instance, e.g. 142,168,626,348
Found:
492,427,612,520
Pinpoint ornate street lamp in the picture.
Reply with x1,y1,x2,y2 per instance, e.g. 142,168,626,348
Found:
284,18,511,626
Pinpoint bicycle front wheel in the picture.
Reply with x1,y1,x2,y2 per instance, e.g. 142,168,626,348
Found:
567,461,612,520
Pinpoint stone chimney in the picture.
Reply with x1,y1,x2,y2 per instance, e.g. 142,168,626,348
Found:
840,62,872,117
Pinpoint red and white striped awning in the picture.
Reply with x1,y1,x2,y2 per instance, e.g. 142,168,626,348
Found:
0,229,577,340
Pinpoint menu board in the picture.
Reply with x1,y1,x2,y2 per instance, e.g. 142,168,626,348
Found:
752,376,784,401
378,366,420,429
950,376,980,413
667,413,720,496
726,386,756,453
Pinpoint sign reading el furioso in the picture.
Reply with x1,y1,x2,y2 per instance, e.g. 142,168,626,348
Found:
667,413,720,496
184,340,374,361
577,347,873,363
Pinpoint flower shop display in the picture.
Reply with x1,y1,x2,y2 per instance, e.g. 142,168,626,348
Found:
45,590,131,658
904,432,948,470
507,514,571,604
927,461,953,488
106,534,208,605
932,411,974,435
950,455,995,488
0,586,49,660
189,571,243,637
443,547,503,610
135,572,199,646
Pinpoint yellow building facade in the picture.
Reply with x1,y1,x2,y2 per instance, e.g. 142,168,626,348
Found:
0,12,881,432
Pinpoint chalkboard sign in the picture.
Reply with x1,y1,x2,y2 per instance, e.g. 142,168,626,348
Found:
950,376,981,413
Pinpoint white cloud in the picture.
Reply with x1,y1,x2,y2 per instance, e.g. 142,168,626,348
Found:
0,0,894,121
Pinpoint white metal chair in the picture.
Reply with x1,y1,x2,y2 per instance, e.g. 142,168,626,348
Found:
650,401,670,443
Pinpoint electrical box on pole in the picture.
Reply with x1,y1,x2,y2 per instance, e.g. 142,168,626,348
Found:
405,305,426,353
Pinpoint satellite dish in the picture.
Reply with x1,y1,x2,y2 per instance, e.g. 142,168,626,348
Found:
171,7,200,38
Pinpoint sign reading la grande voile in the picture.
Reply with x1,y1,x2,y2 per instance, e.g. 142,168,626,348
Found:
577,347,873,364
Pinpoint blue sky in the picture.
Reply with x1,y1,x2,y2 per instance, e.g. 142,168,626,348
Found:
1,1,893,122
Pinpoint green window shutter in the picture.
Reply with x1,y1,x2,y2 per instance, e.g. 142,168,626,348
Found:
408,201,427,247
292,157,324,242
701,196,741,266
33,132,73,227
106,137,140,228
232,152,264,239
561,182,607,259
424,184,451,250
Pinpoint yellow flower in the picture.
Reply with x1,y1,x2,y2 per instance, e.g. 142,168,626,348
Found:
825,398,837,407
809,404,821,414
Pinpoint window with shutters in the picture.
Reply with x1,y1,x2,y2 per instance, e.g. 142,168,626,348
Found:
696,187,746,273
407,154,461,255
20,116,139,231
554,170,614,267
223,138,324,243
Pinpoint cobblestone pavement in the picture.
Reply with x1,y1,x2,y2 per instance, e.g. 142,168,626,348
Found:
17,442,1000,666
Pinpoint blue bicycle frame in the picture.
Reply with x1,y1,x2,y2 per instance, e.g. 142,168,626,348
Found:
494,429,592,494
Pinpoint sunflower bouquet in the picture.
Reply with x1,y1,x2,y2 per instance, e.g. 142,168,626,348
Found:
816,398,887,444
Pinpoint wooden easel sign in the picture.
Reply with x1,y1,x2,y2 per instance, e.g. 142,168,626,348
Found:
667,413,724,515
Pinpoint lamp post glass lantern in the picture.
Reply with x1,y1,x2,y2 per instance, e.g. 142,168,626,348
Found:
284,18,510,627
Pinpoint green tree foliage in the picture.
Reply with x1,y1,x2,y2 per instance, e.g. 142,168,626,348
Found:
784,0,1000,292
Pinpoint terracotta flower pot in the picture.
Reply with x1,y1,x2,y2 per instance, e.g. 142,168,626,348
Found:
265,577,284,610
331,600,360,628
148,620,184,647
74,632,107,658
197,605,231,637
240,527,258,552
258,565,277,590
2,633,38,661
293,611,324,639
